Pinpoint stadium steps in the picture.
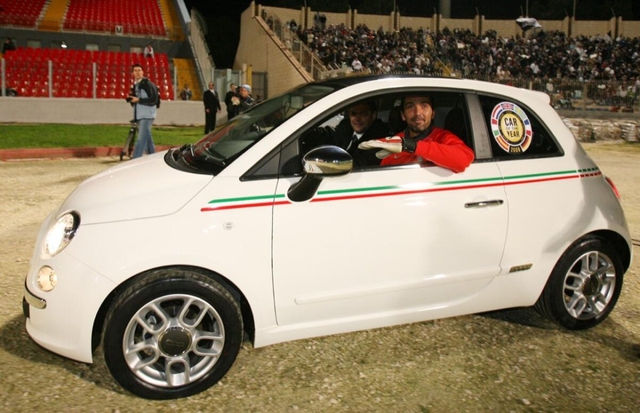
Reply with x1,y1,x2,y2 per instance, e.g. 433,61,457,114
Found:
173,58,201,101
38,0,68,31
157,0,184,41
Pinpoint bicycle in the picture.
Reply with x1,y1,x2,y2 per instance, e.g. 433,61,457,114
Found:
120,119,137,161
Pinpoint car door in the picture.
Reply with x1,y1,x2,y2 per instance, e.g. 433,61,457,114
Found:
271,157,508,327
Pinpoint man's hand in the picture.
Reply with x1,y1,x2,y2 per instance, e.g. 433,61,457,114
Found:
358,136,403,153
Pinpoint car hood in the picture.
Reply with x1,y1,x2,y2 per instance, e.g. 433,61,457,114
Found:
58,152,213,224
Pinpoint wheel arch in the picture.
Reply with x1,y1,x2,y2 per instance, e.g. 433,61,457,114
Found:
91,265,256,353
534,229,629,329
589,229,632,273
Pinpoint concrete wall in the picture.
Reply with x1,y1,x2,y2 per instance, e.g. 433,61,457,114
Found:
0,97,216,126
440,17,475,33
267,6,304,27
234,7,309,98
317,10,351,28
618,19,640,37
354,12,393,32
399,15,436,32
267,3,638,39
1,26,180,57
573,18,616,37
482,19,520,37
537,18,568,34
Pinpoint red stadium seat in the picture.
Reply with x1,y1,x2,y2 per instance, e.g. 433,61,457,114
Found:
63,0,165,36
0,0,46,28
4,48,173,99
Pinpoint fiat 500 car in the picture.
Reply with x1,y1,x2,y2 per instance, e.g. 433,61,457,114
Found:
23,75,631,399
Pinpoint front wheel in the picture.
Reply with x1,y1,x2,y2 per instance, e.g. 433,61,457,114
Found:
102,268,243,399
535,236,624,330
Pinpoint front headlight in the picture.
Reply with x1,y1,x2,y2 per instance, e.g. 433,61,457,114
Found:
44,212,80,257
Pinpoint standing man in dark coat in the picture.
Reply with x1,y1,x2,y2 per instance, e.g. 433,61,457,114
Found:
224,83,238,122
203,81,221,134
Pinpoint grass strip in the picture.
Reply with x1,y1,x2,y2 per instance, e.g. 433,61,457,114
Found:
0,124,203,149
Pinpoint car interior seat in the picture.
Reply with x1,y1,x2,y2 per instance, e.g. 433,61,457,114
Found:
444,106,469,147
388,105,406,135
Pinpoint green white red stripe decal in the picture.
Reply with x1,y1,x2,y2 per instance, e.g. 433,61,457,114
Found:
201,167,601,212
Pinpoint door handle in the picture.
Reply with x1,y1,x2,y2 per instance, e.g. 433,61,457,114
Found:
465,200,504,208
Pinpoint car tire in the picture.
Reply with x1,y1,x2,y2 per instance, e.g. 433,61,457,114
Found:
534,236,623,330
102,268,243,399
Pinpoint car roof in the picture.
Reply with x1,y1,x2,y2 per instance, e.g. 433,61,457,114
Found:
313,73,461,89
312,74,550,106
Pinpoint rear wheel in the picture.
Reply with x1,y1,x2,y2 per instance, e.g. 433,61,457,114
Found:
102,268,243,399
535,236,623,330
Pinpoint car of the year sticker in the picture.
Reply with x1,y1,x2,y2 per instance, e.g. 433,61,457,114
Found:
491,101,533,153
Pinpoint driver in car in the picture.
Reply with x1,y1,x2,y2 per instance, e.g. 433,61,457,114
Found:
359,93,474,173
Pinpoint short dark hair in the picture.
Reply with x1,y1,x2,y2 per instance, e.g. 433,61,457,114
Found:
401,94,434,110
131,63,143,71
350,100,378,113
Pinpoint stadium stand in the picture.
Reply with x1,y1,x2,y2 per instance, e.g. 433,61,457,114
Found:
157,0,185,41
38,0,68,32
3,48,174,100
0,0,47,27
173,58,202,101
63,0,166,36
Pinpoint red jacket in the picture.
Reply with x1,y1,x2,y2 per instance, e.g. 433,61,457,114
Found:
381,127,474,173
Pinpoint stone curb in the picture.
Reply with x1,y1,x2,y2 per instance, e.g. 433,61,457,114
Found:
0,145,175,161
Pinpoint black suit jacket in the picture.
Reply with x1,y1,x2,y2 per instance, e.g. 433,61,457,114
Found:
203,89,221,111
333,118,390,167
224,91,237,112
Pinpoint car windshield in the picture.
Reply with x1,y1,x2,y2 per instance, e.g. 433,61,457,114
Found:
179,83,338,174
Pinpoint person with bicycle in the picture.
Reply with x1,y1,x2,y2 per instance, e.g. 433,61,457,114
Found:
127,63,158,158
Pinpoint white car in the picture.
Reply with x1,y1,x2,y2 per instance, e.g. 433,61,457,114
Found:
23,75,631,399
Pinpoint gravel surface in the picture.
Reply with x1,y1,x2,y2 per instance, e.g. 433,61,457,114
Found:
1,147,639,412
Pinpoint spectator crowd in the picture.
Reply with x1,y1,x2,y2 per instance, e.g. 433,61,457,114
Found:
292,22,640,83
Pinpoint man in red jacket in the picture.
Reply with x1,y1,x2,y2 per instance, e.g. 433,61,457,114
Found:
359,94,474,173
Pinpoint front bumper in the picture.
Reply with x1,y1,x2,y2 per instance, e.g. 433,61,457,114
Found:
23,247,117,364
23,282,46,312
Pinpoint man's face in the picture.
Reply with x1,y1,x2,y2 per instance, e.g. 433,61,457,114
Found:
239,87,249,97
348,103,376,134
208,82,214,89
132,66,144,81
401,96,435,137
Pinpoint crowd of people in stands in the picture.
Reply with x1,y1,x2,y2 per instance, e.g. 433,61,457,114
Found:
292,22,640,83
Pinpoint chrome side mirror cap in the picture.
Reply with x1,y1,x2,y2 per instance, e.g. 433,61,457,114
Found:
288,146,353,202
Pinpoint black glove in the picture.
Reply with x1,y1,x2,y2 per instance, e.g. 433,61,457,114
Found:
402,137,417,153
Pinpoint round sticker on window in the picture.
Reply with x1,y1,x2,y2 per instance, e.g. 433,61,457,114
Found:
490,102,532,153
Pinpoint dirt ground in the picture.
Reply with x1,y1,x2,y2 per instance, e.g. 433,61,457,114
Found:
0,146,639,412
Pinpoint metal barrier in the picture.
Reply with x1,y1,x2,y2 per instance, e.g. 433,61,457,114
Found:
468,74,638,112
262,10,327,81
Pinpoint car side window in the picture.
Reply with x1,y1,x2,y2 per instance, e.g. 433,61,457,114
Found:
478,95,562,159
294,97,393,171
278,91,476,177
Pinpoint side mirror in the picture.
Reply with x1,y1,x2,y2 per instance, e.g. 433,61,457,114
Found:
287,145,353,202
302,145,352,176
